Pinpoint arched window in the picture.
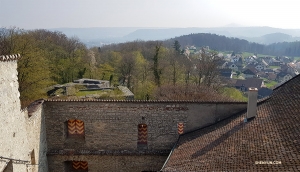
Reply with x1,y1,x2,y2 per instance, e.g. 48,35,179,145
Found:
138,123,147,145
67,119,85,139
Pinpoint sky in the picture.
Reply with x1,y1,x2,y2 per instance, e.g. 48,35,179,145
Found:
0,0,299,29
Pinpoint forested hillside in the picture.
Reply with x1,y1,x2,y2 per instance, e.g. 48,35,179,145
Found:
1,28,89,107
166,33,300,56
7,28,298,107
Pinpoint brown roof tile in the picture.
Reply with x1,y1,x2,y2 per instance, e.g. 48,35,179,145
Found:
162,74,300,171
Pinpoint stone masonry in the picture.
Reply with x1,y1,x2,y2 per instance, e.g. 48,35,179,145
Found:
0,55,31,172
44,100,246,171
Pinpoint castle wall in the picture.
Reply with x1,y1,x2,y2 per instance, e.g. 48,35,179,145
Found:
47,155,167,172
44,100,246,171
0,59,30,171
26,102,48,172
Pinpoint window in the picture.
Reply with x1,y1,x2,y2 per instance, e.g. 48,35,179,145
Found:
138,123,147,148
65,161,88,172
67,119,85,139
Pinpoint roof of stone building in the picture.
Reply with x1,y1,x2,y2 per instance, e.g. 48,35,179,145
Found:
27,99,44,117
162,74,300,171
44,99,246,104
0,54,21,61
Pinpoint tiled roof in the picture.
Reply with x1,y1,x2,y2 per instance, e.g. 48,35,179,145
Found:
162,74,300,171
219,69,232,78
0,54,21,61
44,99,246,104
258,87,273,98
235,78,263,89
27,99,44,117
243,68,256,75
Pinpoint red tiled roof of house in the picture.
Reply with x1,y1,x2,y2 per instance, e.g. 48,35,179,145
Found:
162,74,300,171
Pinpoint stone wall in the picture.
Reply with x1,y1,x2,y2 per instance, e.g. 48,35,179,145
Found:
44,101,246,150
43,100,246,171
26,101,48,172
0,60,30,171
47,155,167,172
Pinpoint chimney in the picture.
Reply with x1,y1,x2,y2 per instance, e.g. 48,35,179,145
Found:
246,87,258,120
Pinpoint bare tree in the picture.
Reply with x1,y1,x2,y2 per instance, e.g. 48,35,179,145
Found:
192,48,222,89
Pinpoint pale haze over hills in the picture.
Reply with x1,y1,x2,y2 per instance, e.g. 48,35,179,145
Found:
1,0,300,46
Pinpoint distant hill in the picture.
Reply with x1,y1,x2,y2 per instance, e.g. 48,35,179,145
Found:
46,27,300,47
48,27,146,47
123,27,300,42
164,33,300,57
163,33,264,53
241,32,300,45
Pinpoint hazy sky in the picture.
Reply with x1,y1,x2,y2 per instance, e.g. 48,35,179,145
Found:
0,0,299,29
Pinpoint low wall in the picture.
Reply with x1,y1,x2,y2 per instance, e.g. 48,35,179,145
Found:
47,155,167,172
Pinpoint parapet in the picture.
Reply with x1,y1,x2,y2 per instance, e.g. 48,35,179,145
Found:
0,54,21,62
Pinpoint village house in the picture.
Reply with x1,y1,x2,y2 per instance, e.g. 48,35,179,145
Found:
234,78,264,92
268,58,281,66
242,68,258,78
277,72,293,83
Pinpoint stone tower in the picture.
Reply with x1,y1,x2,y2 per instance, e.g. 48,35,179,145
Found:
0,54,31,171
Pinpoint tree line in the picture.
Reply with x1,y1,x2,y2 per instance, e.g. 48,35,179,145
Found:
1,28,248,108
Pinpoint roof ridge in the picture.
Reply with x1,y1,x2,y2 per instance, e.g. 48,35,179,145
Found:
43,99,247,104
0,54,21,62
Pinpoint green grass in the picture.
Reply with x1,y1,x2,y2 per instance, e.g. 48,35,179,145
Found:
75,89,124,98
264,80,278,89
268,66,280,69
256,54,275,58
220,87,247,102
261,77,278,89
76,90,109,96
294,57,300,61
241,52,254,58
240,52,276,58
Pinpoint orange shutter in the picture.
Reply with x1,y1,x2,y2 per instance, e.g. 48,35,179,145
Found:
72,161,88,170
138,124,147,144
68,119,85,137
